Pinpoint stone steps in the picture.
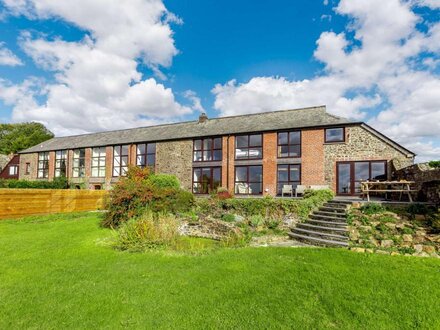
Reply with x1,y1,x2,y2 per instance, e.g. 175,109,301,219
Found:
288,199,350,247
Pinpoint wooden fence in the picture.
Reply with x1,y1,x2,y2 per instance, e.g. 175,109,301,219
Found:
0,189,107,220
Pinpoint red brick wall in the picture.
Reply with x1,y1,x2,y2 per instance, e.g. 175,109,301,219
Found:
262,132,277,196
301,128,325,186
48,151,55,181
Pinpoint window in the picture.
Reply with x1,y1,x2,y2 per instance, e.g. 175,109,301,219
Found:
9,165,18,176
192,167,221,194
278,131,301,158
235,165,263,195
37,152,49,178
55,150,67,177
25,162,30,175
113,145,129,176
92,147,106,177
72,149,86,178
193,137,222,162
325,127,345,143
136,143,156,167
235,134,262,160
277,165,301,195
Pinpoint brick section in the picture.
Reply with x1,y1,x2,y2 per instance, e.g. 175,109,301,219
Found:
84,148,92,178
129,144,137,166
301,129,325,186
48,151,56,181
262,132,277,196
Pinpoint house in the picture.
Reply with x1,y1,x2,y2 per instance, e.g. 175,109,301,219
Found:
18,105,415,196
0,154,20,179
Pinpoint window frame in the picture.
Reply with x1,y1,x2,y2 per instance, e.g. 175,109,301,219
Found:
8,165,18,176
277,164,301,195
91,147,107,178
72,148,86,178
136,143,156,168
234,134,263,160
234,165,263,195
112,145,129,177
277,131,301,158
192,166,222,194
193,137,222,162
325,127,345,143
37,152,49,179
25,162,30,175
54,150,67,178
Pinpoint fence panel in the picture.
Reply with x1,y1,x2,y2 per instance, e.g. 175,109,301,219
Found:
0,189,107,219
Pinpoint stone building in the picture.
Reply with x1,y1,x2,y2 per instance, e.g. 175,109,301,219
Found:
18,106,415,196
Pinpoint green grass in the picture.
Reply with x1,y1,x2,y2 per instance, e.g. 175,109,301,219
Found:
1,212,439,329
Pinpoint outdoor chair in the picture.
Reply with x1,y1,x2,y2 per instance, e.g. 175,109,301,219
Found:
281,185,293,197
295,185,306,197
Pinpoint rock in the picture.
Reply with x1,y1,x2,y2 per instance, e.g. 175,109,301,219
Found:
369,238,379,247
233,214,245,223
414,252,430,258
360,225,372,232
423,245,436,254
431,253,440,259
402,234,413,242
415,214,426,221
413,236,425,244
365,249,374,254
351,247,365,253
350,229,360,240
390,252,400,256
413,244,423,253
415,229,427,236
385,223,396,230
370,221,380,226
381,240,393,248
401,242,412,248
395,223,405,229
376,250,389,255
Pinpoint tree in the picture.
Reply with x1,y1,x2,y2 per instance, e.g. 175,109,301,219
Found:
0,122,54,154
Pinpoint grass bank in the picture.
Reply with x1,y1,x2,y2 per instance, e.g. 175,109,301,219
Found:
0,212,439,329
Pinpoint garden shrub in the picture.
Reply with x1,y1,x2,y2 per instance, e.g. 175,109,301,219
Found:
249,214,265,227
428,160,440,168
147,174,180,189
0,176,69,189
115,211,179,251
360,203,385,215
221,214,236,222
102,166,194,228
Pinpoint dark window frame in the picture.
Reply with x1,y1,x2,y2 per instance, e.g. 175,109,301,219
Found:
192,166,222,194
277,131,301,158
54,150,67,178
25,162,30,175
112,145,129,177
37,152,49,179
234,134,263,160
193,137,222,162
234,165,263,195
136,143,156,168
325,127,345,143
72,148,86,178
277,164,301,195
91,147,106,178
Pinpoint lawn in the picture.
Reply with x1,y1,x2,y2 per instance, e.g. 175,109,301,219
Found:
0,212,439,329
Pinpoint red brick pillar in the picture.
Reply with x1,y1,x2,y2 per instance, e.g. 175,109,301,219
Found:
262,132,277,196
302,129,325,186
48,151,55,181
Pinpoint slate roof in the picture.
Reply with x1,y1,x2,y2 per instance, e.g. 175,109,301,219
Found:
22,106,355,153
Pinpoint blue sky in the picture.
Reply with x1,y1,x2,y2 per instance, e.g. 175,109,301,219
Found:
0,0,439,161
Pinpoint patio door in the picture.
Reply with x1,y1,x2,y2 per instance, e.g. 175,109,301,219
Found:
337,161,387,195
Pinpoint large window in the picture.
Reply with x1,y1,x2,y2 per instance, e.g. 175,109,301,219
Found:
113,145,129,177
72,149,85,178
192,167,221,194
278,131,301,158
193,137,222,162
235,134,262,160
8,165,18,176
136,143,156,167
37,152,49,178
92,147,106,177
277,164,301,195
235,165,263,195
55,150,67,178
325,127,345,143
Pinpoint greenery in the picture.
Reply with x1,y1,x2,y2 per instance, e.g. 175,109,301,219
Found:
0,176,68,189
360,203,385,215
102,166,194,228
0,212,439,329
0,122,54,154
428,160,440,168
147,173,180,189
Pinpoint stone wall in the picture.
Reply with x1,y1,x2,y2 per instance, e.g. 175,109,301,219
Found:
394,163,440,204
19,153,38,180
324,125,414,190
156,140,193,191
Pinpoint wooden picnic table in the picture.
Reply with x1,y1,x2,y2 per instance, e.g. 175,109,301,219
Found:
360,181,417,202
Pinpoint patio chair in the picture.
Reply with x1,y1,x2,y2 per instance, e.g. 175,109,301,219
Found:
295,185,306,197
281,185,293,197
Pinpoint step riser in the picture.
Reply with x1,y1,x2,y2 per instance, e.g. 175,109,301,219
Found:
313,211,346,218
310,215,348,222
288,232,349,247
307,219,347,227
292,228,348,241
296,224,347,235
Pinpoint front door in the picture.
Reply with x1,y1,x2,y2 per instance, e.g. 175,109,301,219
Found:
336,161,387,195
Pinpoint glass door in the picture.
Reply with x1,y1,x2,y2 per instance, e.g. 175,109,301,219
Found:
337,161,387,195
337,163,352,195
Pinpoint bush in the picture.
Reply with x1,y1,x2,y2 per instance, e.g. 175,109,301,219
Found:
115,211,179,251
221,214,236,222
102,166,194,228
360,203,385,215
249,214,265,227
0,176,69,189
428,160,440,168
147,174,180,189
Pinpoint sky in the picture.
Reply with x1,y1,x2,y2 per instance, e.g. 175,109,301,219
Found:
0,0,439,161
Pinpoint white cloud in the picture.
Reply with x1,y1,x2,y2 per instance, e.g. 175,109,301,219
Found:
212,0,440,161
417,0,440,9
0,0,198,135
0,42,23,66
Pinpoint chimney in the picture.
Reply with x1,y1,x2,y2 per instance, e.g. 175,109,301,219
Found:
198,112,208,123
